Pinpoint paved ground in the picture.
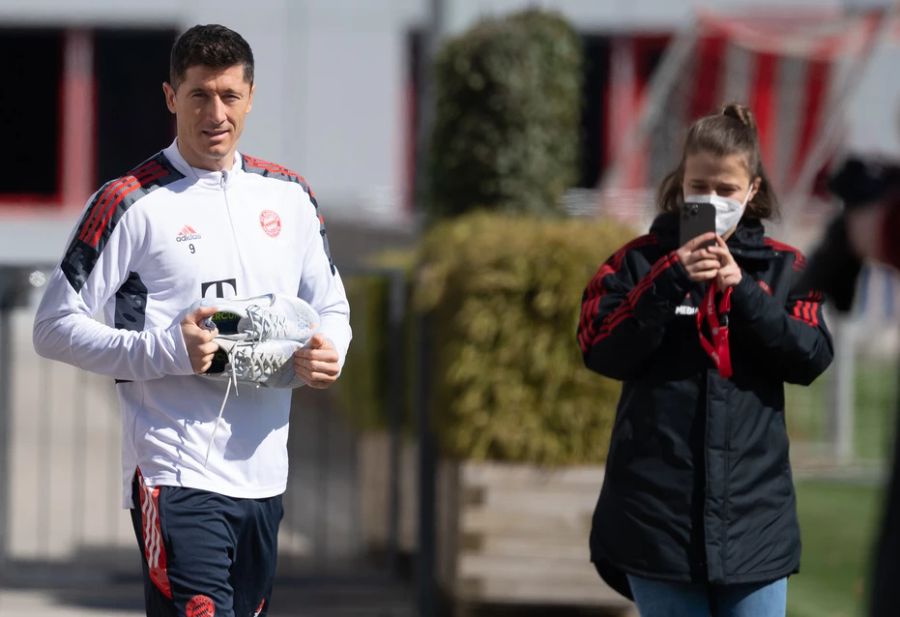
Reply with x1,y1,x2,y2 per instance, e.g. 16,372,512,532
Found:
0,574,417,617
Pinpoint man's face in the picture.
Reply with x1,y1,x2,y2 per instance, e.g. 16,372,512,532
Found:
163,64,254,171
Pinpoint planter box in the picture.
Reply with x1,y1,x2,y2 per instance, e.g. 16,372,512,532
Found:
436,460,633,614
358,431,418,554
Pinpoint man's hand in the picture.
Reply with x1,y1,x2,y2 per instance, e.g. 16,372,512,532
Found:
676,232,720,282
181,306,219,374
293,333,340,389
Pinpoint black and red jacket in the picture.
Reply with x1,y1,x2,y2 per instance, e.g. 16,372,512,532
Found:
577,212,833,598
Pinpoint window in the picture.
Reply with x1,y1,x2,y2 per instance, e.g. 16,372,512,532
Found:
0,30,63,198
0,27,176,210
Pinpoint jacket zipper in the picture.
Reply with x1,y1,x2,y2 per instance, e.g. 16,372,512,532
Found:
220,173,247,282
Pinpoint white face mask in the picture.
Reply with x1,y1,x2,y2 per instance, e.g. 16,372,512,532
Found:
684,189,753,236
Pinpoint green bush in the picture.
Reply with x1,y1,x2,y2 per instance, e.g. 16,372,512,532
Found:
428,9,582,218
414,212,631,465
332,274,391,431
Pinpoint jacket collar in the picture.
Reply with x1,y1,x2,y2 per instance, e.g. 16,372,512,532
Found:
163,139,243,188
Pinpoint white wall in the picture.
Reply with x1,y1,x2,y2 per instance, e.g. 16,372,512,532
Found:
0,0,892,264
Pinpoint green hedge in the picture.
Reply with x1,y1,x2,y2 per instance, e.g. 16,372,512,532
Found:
414,212,630,465
332,274,392,432
428,9,582,218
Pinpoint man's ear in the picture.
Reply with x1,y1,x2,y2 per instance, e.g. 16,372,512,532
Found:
162,82,177,114
247,83,255,113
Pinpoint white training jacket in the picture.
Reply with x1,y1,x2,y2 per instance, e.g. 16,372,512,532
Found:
33,140,352,508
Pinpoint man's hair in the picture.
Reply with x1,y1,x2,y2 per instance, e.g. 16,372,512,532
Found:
169,24,254,89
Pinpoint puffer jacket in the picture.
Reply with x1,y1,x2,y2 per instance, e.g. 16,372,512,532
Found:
577,212,833,598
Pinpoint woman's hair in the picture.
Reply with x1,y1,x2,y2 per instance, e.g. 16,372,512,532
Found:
657,103,779,220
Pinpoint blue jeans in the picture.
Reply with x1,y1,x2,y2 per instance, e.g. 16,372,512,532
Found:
626,574,787,617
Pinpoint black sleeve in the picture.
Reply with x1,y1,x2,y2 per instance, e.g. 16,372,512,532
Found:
577,248,692,381
730,265,834,385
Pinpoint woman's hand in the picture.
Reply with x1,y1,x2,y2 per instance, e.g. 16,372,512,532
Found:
676,232,720,283
709,236,742,291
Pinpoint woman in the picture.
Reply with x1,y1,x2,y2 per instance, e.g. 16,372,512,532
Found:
577,103,833,617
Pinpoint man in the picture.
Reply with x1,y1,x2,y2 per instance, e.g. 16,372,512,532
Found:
33,24,351,617
800,157,900,617
849,200,900,617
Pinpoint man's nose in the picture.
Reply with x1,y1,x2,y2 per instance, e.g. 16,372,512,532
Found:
208,96,227,123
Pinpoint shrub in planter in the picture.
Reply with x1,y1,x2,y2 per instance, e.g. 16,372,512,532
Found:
428,9,582,218
332,273,392,431
414,211,630,466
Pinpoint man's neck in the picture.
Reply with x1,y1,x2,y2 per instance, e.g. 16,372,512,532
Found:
176,139,234,172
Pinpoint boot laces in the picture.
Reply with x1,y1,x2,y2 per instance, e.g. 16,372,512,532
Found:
244,304,287,340
204,341,280,467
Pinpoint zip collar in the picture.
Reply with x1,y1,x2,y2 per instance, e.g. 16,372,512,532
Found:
163,139,243,189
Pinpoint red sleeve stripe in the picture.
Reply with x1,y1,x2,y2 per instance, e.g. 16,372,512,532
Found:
592,252,677,342
579,245,668,351
78,164,168,248
579,235,656,323
78,161,165,244
763,238,806,271
130,157,165,179
79,177,138,244
790,300,819,327
578,263,614,332
242,154,312,189
577,235,657,351
578,249,677,352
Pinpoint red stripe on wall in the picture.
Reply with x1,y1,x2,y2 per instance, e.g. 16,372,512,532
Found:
688,34,726,120
749,52,778,168
790,45,831,180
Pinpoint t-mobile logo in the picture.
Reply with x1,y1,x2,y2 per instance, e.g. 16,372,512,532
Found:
201,278,237,298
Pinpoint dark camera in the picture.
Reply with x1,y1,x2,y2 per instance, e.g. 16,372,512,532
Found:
827,155,900,208
801,155,900,311
679,201,715,247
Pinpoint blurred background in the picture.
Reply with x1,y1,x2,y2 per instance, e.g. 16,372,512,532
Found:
0,0,898,616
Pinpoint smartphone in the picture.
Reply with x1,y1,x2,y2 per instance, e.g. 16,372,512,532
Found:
679,201,716,247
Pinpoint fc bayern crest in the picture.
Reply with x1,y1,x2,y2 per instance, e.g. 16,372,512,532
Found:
259,210,282,237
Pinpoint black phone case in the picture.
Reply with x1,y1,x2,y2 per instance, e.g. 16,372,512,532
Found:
679,201,716,247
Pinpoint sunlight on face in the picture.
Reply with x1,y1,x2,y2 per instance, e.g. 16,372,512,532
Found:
682,150,755,201
162,64,254,171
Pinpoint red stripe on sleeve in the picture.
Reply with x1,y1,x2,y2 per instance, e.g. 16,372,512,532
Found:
79,162,164,244
577,235,658,352
79,178,138,244
83,166,169,248
589,252,679,347
789,300,819,328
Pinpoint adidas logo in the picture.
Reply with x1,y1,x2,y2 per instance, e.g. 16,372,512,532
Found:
176,225,202,242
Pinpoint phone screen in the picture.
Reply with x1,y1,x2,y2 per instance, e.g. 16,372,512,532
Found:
679,201,716,247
